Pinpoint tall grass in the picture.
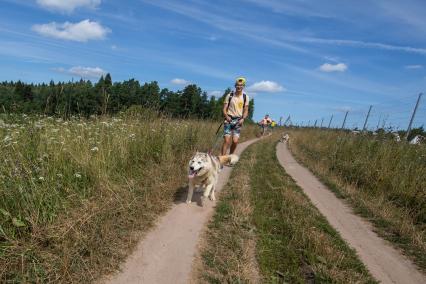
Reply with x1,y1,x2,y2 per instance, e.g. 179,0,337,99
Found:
289,129,426,270
0,111,257,283
197,135,375,283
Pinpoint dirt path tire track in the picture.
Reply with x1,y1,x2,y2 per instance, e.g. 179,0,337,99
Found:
276,142,425,284
104,138,259,284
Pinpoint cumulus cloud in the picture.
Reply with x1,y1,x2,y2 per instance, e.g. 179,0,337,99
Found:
208,90,222,97
246,80,285,93
54,66,106,78
32,19,110,42
319,62,348,72
405,64,423,69
36,0,101,13
171,78,190,85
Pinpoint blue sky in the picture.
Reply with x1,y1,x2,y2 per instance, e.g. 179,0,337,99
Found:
1,0,426,129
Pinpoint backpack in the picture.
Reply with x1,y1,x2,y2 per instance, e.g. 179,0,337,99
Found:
226,91,247,115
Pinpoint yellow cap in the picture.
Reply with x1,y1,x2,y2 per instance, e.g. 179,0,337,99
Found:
235,77,246,86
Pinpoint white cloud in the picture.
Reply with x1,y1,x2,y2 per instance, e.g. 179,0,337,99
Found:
246,80,285,93
333,106,352,112
208,90,222,97
302,37,426,55
319,63,348,72
36,0,101,13
171,78,190,85
405,64,423,69
54,66,106,78
32,19,110,42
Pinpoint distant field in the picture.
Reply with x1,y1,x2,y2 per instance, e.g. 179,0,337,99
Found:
0,111,257,283
289,129,426,271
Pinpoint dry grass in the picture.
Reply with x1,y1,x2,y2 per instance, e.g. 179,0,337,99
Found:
0,111,257,283
288,128,426,271
197,134,375,283
196,139,260,283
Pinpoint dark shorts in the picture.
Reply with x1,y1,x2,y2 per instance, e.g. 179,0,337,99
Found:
224,117,242,137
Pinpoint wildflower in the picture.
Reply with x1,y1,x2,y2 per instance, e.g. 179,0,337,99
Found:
3,136,12,143
129,133,136,139
57,173,63,178
91,146,99,152
38,176,45,181
74,173,82,178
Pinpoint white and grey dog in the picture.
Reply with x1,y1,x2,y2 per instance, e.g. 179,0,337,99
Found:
280,133,290,143
186,152,239,205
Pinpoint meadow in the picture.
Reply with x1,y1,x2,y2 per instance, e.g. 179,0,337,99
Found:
197,135,375,283
289,129,426,271
0,110,257,283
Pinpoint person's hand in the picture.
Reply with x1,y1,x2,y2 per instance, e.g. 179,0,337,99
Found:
225,115,232,122
238,118,245,125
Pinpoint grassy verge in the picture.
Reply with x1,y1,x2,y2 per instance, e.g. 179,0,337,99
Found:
288,129,426,272
198,134,375,283
0,112,257,283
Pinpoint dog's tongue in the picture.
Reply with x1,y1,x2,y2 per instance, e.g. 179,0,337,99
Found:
188,170,196,179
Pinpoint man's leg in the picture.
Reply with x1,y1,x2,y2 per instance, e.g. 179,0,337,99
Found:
230,135,239,154
221,135,231,155
229,124,241,154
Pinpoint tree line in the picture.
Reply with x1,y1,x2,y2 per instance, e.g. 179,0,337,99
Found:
0,73,255,121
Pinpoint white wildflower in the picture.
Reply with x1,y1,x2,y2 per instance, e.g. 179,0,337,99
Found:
38,176,44,181
3,136,12,142
74,173,82,178
91,146,99,152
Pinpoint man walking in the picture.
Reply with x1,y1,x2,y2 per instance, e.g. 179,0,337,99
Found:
221,77,249,155
259,114,272,136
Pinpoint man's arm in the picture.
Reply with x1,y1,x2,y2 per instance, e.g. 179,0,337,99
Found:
223,103,231,122
238,106,249,125
243,106,249,119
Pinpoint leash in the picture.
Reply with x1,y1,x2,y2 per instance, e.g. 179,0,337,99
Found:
215,122,224,136
208,121,224,154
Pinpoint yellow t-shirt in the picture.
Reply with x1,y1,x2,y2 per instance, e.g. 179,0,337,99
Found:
224,92,249,118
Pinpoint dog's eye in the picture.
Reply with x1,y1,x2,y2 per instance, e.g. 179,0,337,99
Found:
198,161,201,164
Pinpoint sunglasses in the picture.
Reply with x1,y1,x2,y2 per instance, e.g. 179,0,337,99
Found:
235,84,244,88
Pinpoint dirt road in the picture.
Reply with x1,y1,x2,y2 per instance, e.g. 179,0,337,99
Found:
276,142,425,284
104,138,258,284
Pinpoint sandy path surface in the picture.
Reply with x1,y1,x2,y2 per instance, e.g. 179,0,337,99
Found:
276,142,425,284
105,138,258,284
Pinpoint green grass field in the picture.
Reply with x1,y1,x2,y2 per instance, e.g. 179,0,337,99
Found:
197,134,375,283
0,111,257,283
289,128,426,272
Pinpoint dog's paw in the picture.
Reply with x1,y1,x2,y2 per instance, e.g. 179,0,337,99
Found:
186,200,192,204
209,195,216,201
200,196,206,207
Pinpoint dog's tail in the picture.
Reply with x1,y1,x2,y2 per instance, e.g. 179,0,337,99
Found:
218,154,239,166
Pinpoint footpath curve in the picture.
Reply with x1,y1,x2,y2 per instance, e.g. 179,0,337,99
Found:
104,138,259,284
276,142,425,284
